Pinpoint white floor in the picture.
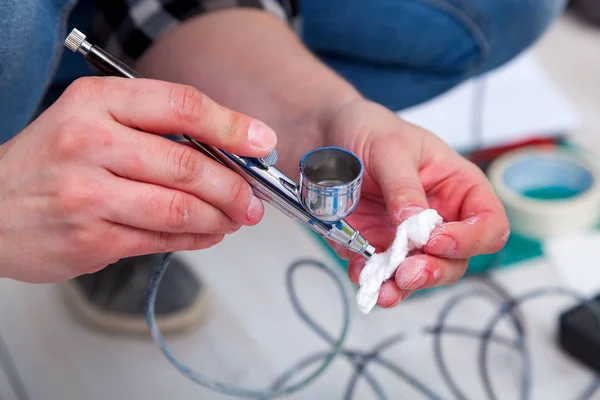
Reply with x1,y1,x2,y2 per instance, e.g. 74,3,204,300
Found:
2,13,600,400
1,206,597,400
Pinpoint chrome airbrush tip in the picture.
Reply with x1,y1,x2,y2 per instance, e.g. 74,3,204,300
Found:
64,29,86,52
362,244,376,259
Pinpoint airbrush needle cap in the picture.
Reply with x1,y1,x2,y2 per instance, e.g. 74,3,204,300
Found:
64,29,86,52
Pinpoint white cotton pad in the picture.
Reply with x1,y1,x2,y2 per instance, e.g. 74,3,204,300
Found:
356,209,443,314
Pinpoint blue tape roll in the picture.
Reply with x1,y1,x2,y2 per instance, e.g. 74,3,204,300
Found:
488,148,600,239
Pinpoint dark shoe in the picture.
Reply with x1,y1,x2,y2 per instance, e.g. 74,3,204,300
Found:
570,0,600,27
58,254,210,336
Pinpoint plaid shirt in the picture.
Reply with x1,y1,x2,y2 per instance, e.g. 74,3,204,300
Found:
89,0,298,65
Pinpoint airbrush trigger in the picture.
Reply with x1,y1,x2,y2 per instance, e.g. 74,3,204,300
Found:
257,149,279,167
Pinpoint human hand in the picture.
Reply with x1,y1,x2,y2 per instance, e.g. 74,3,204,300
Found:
0,77,276,283
324,99,509,307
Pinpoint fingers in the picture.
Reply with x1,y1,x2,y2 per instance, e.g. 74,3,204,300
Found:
367,137,429,224
376,281,405,308
65,77,277,157
347,256,366,285
348,253,467,308
102,176,240,235
348,257,412,309
109,224,226,259
348,252,467,291
101,124,264,225
395,254,468,290
425,180,510,259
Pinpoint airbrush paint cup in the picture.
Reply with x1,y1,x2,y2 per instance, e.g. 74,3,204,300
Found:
299,147,363,222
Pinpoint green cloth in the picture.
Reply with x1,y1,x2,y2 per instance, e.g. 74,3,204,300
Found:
304,225,529,275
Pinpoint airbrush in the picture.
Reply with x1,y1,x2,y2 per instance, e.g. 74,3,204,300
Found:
64,29,375,259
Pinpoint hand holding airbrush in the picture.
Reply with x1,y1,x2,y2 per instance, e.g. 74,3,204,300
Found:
64,28,376,260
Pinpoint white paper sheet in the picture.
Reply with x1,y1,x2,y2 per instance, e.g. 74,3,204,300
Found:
397,52,580,151
544,232,600,297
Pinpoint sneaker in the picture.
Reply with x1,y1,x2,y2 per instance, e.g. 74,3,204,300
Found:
570,0,600,26
58,254,210,336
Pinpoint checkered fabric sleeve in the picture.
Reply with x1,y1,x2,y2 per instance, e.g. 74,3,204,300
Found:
89,0,297,66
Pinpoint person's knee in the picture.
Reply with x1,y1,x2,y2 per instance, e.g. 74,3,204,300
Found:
301,0,566,77
300,0,566,110
300,0,493,75
473,0,567,74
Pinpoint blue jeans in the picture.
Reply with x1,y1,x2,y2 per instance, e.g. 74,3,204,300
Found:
299,0,567,110
0,0,566,143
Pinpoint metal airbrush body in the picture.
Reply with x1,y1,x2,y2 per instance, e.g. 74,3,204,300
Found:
64,29,375,259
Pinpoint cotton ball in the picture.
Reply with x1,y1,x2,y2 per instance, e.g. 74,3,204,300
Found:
405,209,443,247
356,209,443,314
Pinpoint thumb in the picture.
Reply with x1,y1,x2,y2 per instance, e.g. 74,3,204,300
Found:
369,142,429,224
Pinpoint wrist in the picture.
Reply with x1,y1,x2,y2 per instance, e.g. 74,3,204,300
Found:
317,91,365,145
320,97,375,151
274,87,364,178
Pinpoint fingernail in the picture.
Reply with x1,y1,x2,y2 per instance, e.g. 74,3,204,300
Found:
391,291,413,307
229,223,242,234
210,235,225,246
247,196,264,223
396,259,429,290
248,121,276,151
397,205,425,223
427,235,457,256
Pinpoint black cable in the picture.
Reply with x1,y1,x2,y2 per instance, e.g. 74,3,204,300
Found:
471,78,487,150
577,379,600,400
0,332,30,400
144,254,600,399
432,267,529,400
478,288,600,400
1,255,597,400
432,289,508,400
146,256,351,399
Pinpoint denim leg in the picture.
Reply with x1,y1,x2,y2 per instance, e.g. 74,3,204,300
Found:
298,0,567,111
0,0,78,143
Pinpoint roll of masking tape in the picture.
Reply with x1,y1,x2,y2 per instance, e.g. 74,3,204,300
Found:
487,147,600,240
